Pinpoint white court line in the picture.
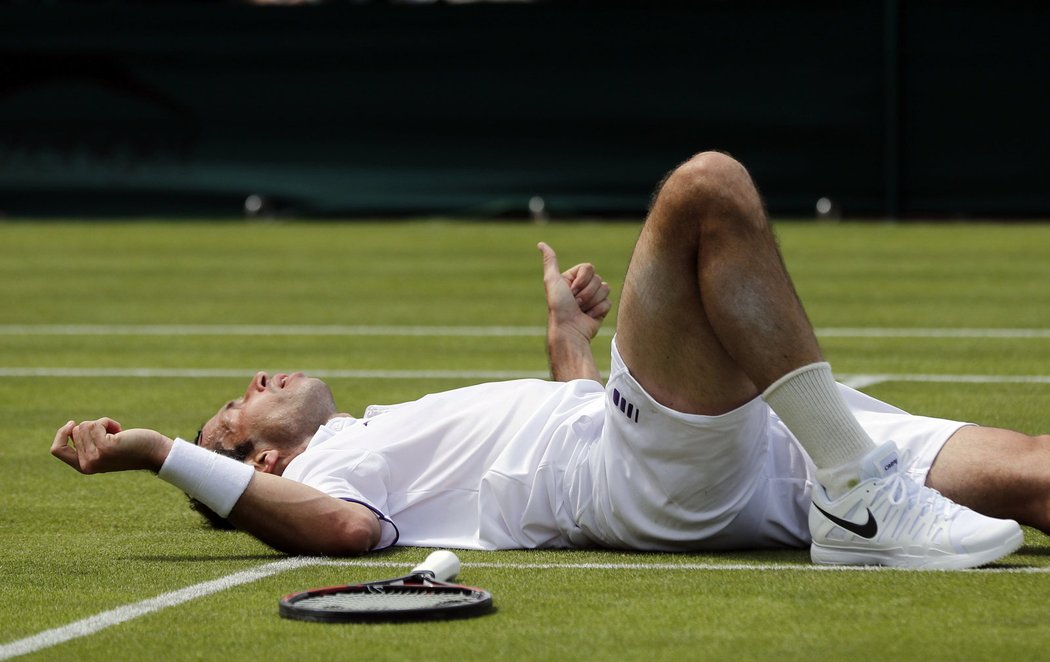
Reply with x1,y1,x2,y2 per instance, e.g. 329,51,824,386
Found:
818,328,1050,339
0,557,318,661
0,325,551,337
2,324,1050,339
3,556,1046,660
2,367,1050,387
0,367,549,380
321,559,1050,575
838,373,1050,389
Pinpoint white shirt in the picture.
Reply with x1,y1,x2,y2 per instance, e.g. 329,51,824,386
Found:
282,378,606,550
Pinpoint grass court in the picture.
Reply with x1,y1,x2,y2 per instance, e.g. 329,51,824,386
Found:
2,219,1050,660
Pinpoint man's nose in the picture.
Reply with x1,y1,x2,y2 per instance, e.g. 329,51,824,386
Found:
245,371,268,397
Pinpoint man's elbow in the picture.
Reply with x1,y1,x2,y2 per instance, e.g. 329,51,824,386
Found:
282,518,373,557
331,516,380,556
312,506,382,556
254,508,380,557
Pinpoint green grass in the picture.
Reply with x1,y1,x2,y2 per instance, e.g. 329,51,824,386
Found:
2,219,1050,660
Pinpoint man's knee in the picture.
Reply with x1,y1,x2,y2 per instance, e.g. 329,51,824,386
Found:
934,429,1050,533
1023,435,1050,532
651,151,765,231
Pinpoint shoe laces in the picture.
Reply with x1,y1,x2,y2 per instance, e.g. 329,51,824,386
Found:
881,470,960,533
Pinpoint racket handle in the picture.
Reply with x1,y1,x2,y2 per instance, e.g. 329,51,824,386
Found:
412,550,461,581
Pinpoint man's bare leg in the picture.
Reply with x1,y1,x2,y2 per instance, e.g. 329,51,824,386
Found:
931,427,1050,534
617,152,819,414
617,151,874,495
616,151,1023,568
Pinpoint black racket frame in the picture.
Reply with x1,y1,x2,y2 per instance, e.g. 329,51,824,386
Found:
279,571,494,623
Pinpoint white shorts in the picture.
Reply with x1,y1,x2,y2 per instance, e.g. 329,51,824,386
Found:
565,338,971,551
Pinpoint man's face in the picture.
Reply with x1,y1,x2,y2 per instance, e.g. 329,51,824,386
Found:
198,372,337,457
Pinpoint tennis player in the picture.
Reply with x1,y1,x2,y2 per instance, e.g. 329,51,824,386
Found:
53,152,1044,569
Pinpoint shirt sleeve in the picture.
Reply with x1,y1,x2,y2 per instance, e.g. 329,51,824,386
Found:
282,446,399,551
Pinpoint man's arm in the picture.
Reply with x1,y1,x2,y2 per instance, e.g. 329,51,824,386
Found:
227,471,380,556
538,242,611,382
51,419,380,556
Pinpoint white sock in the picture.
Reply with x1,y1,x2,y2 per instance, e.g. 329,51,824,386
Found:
762,362,875,498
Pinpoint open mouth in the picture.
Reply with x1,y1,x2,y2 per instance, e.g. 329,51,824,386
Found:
277,373,301,389
268,372,303,390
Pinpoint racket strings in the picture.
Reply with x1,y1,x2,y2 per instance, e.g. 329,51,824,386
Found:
294,586,484,612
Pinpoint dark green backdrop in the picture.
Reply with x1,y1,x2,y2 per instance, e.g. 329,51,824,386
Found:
1,2,1047,218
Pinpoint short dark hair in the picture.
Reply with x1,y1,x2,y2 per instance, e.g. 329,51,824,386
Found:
188,435,255,530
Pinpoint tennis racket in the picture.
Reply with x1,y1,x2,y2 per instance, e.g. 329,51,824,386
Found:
278,550,493,623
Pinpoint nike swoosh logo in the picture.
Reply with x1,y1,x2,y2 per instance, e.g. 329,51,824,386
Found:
813,503,879,539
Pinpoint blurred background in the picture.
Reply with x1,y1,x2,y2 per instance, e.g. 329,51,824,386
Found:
1,0,1047,220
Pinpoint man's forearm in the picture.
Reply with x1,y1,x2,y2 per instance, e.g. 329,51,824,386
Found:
229,472,380,556
546,327,601,382
159,438,379,555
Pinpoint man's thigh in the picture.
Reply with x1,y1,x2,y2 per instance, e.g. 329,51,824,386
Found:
616,183,758,416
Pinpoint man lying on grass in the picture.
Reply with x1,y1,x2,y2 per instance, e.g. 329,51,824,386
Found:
53,152,1048,569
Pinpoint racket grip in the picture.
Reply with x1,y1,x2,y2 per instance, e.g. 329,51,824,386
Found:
412,550,461,581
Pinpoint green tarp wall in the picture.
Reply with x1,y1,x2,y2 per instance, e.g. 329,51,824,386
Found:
1,1,1047,218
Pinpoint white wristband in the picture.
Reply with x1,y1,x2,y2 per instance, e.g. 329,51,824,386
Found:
159,438,255,518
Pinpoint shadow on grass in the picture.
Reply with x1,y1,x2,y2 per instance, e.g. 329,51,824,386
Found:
1017,545,1050,557
120,547,405,564
120,554,288,562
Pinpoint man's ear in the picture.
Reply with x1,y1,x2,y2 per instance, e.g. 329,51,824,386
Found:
251,449,281,474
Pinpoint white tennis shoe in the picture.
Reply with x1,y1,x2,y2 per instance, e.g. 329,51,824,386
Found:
809,441,1023,569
